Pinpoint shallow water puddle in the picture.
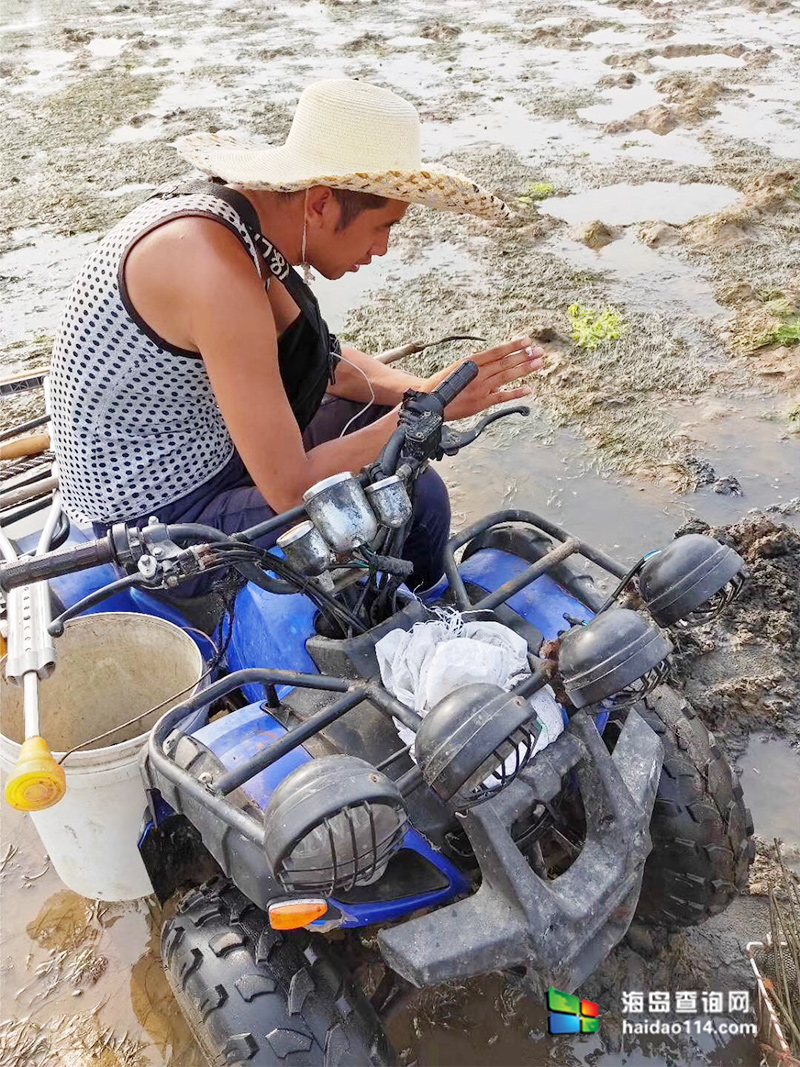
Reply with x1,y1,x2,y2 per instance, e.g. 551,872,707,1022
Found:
650,53,746,71
423,102,585,160
663,398,800,524
621,130,714,167
738,734,800,846
578,83,663,125
5,47,75,97
102,182,158,199
423,100,623,167
546,231,732,320
715,97,800,162
314,243,485,334
107,117,167,145
584,27,653,46
442,409,696,562
540,182,741,226
0,230,98,352
0,800,197,1067
87,36,128,59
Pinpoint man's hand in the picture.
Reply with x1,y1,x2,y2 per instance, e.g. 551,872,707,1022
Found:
423,336,544,420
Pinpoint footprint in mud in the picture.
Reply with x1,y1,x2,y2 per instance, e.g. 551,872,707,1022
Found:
15,890,116,1008
0,1011,148,1067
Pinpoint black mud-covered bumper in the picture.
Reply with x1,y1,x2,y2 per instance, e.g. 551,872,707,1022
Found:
378,708,663,994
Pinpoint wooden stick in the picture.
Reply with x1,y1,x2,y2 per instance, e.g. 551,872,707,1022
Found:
0,433,51,462
374,341,424,365
0,475,59,511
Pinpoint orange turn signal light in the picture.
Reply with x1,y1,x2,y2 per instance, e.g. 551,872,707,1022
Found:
268,898,328,930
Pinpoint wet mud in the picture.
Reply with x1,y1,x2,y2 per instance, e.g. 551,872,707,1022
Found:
672,515,800,751
2,0,800,1063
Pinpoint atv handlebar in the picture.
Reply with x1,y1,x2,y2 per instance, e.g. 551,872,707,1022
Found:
0,535,116,592
429,359,479,408
0,359,516,595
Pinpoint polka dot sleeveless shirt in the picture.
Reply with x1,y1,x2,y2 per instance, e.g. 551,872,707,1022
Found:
50,190,262,524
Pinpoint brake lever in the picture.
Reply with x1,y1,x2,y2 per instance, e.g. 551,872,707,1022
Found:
439,405,530,456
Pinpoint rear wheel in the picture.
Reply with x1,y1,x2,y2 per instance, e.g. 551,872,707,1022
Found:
630,686,754,927
161,879,396,1066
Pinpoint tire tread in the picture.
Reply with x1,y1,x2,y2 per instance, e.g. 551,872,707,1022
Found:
161,880,395,1066
635,687,753,928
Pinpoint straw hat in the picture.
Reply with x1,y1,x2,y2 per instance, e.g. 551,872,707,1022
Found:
174,79,510,222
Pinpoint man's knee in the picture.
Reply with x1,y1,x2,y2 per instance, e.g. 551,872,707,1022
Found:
413,467,451,533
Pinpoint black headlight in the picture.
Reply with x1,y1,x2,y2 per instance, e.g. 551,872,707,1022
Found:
414,683,539,809
639,534,744,628
264,756,408,894
559,608,673,709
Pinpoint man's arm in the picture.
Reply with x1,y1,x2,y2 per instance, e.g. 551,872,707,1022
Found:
126,217,542,515
328,345,424,405
184,226,404,512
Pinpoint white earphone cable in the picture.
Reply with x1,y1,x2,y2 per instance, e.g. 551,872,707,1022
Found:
336,354,376,437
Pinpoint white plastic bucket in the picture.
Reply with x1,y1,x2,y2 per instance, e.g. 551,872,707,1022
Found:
1,613,203,901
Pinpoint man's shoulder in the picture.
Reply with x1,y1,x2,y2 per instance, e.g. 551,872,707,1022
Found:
127,210,260,285
121,199,268,352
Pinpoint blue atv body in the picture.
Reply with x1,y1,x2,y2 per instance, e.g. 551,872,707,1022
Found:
24,523,602,939
16,511,746,984
5,361,752,1065
11,511,753,1067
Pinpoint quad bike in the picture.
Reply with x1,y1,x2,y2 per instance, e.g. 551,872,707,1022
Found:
0,362,754,1065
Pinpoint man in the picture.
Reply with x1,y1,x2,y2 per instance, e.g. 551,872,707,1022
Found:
50,79,543,592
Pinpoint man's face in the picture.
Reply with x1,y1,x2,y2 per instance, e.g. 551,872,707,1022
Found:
313,195,408,279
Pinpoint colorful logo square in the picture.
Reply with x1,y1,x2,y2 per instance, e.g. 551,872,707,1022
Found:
547,987,600,1035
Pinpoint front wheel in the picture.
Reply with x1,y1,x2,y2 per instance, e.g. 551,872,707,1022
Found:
161,879,396,1066
630,686,754,928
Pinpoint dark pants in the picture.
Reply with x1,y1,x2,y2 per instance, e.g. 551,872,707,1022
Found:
117,398,450,595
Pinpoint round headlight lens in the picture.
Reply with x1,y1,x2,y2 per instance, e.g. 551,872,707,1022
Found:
264,756,408,894
414,683,540,810
559,608,673,708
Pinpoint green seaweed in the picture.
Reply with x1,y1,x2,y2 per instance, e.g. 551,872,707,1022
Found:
567,303,627,349
767,319,800,346
516,181,556,205
745,317,800,351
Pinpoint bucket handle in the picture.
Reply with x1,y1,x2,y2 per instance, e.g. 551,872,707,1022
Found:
57,629,217,764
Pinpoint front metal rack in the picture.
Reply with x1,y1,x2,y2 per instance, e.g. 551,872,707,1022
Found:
442,509,629,612
146,511,634,854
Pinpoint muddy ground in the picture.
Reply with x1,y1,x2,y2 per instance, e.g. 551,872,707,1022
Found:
2,0,800,1063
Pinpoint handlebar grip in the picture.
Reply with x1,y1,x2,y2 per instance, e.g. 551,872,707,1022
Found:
0,537,115,592
430,360,479,408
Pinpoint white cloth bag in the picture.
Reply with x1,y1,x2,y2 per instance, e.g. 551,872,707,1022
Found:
375,614,564,758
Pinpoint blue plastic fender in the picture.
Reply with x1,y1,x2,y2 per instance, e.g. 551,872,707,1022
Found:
192,700,312,808
224,581,320,703
457,547,595,638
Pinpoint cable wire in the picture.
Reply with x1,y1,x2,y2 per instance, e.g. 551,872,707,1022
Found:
336,353,377,438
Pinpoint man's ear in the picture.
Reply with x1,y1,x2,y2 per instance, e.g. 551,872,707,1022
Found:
306,185,337,228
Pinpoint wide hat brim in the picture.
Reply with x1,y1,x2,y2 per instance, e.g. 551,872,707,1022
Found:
174,131,511,222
